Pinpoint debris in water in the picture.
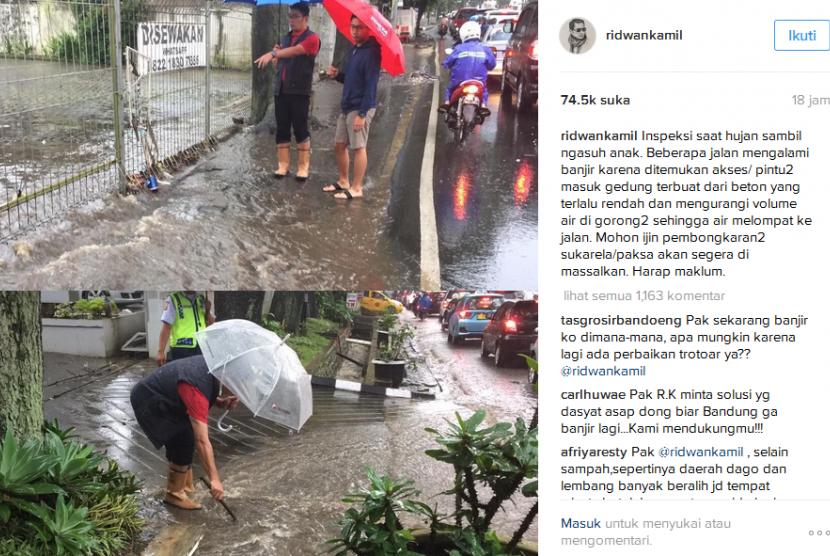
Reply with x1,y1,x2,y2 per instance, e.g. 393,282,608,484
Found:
12,242,33,261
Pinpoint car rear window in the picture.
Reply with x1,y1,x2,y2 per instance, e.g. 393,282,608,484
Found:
466,296,504,311
512,301,538,320
490,30,511,41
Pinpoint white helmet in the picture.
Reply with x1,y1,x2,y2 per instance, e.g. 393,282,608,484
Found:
459,21,481,43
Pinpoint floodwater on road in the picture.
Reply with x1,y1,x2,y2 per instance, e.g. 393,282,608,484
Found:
0,75,423,289
44,353,537,556
432,35,538,290
0,40,538,290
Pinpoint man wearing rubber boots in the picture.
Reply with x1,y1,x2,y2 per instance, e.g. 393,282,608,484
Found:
156,291,215,367
255,2,320,182
130,355,239,510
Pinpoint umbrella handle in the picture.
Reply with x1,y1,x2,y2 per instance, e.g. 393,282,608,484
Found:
217,410,233,433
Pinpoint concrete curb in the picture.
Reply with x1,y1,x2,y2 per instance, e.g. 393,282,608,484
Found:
419,41,441,290
311,376,436,400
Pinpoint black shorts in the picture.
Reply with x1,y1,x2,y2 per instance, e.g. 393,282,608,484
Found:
274,93,311,144
170,346,202,361
164,426,196,466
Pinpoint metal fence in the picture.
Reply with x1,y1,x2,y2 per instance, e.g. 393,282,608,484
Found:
0,0,252,239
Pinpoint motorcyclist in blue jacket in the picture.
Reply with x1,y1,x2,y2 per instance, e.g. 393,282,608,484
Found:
439,21,496,112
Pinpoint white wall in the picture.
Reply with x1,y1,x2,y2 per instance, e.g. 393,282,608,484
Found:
0,3,253,70
43,311,146,358
308,5,336,74
0,3,77,57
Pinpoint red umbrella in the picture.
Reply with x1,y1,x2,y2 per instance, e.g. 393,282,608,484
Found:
322,0,406,76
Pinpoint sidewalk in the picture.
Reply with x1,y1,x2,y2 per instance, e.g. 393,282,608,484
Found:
39,350,534,555
41,351,451,487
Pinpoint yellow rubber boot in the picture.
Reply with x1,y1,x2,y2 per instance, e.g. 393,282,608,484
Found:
275,145,291,178
296,146,311,182
183,467,196,493
164,467,201,510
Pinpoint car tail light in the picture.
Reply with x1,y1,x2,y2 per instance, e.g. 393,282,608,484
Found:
490,46,497,55
504,319,518,333
462,84,480,94
529,40,537,60
505,48,514,58
459,310,470,319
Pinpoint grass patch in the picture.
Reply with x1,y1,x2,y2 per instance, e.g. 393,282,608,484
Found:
261,317,339,366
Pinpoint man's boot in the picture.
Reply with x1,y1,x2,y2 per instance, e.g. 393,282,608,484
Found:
275,145,291,178
296,145,311,182
164,466,201,510
183,467,196,493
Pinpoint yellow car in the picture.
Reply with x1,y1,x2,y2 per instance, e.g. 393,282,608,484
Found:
360,291,403,314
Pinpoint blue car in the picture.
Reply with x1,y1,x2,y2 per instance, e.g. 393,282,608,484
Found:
447,294,505,345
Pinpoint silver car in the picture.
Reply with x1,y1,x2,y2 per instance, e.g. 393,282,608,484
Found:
482,22,514,77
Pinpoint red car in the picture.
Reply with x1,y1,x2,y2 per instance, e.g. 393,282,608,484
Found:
451,7,479,38
480,299,538,367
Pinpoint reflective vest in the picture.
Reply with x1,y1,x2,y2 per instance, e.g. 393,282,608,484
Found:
169,292,206,349
274,28,317,97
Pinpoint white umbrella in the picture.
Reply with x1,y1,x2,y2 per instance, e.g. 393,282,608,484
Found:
195,319,313,432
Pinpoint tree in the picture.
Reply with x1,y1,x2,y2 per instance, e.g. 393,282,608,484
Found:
414,0,439,37
251,5,289,123
268,292,308,333
0,292,44,443
215,292,265,322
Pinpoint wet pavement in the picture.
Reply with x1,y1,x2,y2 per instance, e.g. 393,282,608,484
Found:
0,60,250,234
1,37,538,290
432,34,538,290
403,307,538,425
41,316,538,555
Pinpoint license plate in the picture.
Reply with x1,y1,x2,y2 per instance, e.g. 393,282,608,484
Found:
477,314,488,320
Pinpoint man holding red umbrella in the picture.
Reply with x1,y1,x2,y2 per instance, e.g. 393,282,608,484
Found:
323,15,381,200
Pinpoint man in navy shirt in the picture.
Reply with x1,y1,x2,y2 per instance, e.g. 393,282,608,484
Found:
324,14,382,200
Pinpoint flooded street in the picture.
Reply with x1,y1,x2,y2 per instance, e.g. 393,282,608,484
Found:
1,37,538,289
42,313,537,555
432,35,538,290
0,73,422,289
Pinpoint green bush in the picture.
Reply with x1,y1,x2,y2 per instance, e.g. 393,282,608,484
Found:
378,313,399,332
377,324,415,363
328,411,538,555
53,299,118,320
316,293,357,326
4,38,34,57
0,422,142,556
44,0,149,65
261,315,286,337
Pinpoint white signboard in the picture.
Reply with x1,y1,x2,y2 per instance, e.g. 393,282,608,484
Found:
137,22,206,73
346,293,359,309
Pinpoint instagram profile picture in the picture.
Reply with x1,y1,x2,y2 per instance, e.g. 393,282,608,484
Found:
560,17,595,54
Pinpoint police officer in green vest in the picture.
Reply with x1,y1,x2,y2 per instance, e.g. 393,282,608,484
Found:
157,291,215,367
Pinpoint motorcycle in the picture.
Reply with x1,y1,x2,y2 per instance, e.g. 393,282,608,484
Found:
418,308,427,320
439,76,491,143
439,23,448,38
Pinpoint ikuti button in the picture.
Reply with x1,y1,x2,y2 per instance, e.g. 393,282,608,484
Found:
774,20,830,51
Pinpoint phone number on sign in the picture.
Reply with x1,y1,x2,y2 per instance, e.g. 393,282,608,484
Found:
152,56,201,72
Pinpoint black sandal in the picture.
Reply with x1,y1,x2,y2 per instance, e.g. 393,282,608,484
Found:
322,183,349,192
335,190,358,200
